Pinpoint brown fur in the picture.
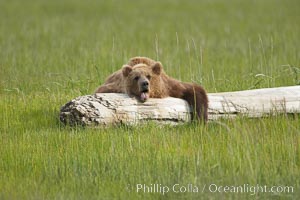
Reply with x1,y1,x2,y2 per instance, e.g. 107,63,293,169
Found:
95,57,208,122
127,56,157,67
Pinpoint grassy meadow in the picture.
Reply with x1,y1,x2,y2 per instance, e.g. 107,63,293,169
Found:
0,0,300,199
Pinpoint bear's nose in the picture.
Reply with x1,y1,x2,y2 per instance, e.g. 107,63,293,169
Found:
142,81,149,87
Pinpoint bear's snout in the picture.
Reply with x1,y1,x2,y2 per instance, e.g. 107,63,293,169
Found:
140,80,149,92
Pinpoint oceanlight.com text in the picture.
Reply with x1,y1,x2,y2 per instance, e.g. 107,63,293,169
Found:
207,183,294,195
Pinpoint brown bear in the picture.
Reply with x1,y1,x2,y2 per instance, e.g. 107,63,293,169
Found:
95,57,208,122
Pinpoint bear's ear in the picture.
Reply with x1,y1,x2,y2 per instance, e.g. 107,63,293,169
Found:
122,65,133,77
151,62,162,75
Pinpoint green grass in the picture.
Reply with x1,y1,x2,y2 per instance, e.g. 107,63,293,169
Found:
0,0,300,199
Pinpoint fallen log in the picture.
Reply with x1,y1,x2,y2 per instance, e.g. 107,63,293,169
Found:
60,86,300,126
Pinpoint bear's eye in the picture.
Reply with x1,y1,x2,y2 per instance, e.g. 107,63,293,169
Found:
146,75,151,80
134,76,139,81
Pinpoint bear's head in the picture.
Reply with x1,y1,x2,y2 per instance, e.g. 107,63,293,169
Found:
122,62,162,102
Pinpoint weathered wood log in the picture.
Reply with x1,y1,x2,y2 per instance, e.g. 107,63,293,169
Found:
60,86,300,126
208,85,300,120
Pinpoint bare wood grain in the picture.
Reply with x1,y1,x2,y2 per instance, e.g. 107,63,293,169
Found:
60,86,300,126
